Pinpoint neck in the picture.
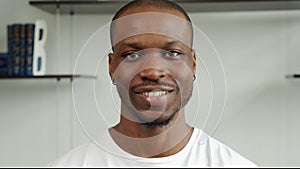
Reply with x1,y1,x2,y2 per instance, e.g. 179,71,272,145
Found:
109,106,193,157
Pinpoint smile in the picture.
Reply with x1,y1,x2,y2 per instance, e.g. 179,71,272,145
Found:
139,90,168,97
134,85,175,97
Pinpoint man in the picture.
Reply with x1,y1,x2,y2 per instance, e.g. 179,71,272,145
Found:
50,0,256,167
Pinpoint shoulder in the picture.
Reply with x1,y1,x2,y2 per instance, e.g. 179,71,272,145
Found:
48,141,92,167
194,129,257,167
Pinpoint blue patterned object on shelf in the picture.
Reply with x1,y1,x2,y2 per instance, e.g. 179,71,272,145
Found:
0,53,8,76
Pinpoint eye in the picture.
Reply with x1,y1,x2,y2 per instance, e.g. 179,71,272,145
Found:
164,50,184,59
122,51,141,62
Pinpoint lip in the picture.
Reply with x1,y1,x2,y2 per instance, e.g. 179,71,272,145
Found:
134,85,175,94
132,85,175,108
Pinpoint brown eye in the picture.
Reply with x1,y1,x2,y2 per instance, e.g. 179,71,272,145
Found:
164,50,183,60
122,51,141,62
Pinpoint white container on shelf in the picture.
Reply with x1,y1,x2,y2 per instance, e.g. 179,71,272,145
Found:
33,19,47,76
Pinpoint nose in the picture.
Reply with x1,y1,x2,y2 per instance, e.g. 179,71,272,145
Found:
138,68,167,81
137,50,168,81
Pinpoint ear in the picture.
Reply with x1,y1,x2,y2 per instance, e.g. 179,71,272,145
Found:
191,49,197,75
108,52,115,81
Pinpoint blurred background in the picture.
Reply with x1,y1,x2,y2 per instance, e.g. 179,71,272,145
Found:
0,0,299,167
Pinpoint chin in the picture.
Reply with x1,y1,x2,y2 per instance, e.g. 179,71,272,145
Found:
135,106,180,128
142,110,178,128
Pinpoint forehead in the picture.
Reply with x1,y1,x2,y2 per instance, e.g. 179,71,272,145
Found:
116,6,188,23
111,10,192,48
115,34,189,51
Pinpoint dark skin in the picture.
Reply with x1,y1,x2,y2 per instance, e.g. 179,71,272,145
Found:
108,6,197,158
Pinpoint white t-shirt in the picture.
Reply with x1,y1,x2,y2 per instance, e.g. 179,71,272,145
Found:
49,128,256,167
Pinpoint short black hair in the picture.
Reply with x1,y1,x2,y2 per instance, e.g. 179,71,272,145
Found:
110,0,194,48
112,0,192,23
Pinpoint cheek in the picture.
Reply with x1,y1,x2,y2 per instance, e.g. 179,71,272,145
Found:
178,71,193,91
168,63,194,93
170,59,194,79
113,60,140,90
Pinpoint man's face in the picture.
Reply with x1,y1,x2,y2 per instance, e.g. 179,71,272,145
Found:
109,9,196,126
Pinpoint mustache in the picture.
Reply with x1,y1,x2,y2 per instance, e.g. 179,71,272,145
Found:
131,80,179,90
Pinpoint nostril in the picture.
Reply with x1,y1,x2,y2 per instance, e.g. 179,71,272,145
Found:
159,74,165,78
139,68,167,80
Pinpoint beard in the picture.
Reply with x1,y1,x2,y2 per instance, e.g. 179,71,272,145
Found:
141,106,179,128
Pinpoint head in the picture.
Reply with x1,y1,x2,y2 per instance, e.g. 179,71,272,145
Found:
109,0,196,127
110,0,194,48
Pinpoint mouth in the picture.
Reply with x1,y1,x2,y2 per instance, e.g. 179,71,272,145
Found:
137,90,169,97
130,84,177,110
134,86,174,97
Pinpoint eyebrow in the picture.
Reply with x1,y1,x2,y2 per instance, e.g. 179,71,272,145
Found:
122,40,185,49
165,40,184,47
121,42,141,50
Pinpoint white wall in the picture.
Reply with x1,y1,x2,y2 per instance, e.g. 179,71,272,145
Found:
0,0,73,167
0,0,299,167
189,11,300,166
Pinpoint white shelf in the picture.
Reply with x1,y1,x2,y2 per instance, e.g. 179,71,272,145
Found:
0,74,97,82
29,0,300,14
